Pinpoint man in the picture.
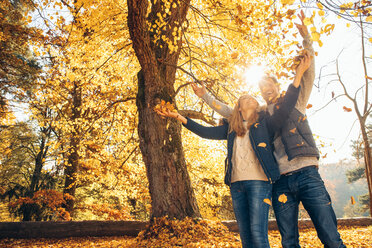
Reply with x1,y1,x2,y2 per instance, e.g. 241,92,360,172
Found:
191,10,345,248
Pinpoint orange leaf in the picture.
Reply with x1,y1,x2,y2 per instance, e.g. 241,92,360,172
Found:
343,106,352,112
351,196,356,205
231,52,239,59
278,194,287,203
302,116,307,121
322,153,328,159
290,127,296,134
296,142,304,147
254,123,259,128
306,104,313,109
263,198,272,206
258,142,267,148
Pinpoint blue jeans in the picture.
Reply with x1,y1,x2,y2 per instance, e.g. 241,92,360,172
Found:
272,166,346,248
230,180,272,248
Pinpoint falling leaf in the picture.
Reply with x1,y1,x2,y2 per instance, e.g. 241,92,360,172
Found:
332,91,335,98
263,198,272,206
290,127,296,134
302,116,307,121
258,142,267,148
303,17,312,26
322,153,327,159
343,106,352,112
311,31,320,42
351,196,356,205
278,194,287,203
366,16,372,22
254,123,259,128
297,142,305,147
306,104,313,109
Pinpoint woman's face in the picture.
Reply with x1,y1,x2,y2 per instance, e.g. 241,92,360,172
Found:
239,95,259,112
259,78,280,104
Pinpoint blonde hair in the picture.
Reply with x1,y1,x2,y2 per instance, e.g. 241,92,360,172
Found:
228,95,259,137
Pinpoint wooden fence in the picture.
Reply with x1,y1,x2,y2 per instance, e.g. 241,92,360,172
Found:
0,217,371,239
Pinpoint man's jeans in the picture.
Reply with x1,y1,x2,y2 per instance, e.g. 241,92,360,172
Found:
230,180,272,248
272,166,346,248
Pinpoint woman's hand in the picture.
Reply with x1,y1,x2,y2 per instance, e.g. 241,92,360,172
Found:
191,82,207,98
155,108,188,124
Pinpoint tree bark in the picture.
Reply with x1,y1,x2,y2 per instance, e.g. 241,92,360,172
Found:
63,83,82,216
360,121,372,215
127,0,200,219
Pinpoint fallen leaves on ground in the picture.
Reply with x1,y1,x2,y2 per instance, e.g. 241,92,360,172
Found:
0,223,371,247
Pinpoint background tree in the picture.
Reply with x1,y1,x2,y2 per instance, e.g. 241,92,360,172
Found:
0,0,42,112
312,0,372,215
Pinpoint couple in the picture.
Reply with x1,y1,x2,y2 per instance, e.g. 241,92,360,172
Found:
157,11,345,248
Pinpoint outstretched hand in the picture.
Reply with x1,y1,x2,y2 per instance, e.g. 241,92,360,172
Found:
155,108,178,119
191,82,207,98
295,10,309,38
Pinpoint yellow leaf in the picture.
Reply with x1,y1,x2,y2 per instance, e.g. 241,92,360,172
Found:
281,0,295,5
263,198,272,206
318,10,325,16
369,38,372,43
366,16,372,22
346,23,351,28
316,2,324,9
258,142,267,148
303,17,312,26
311,31,320,41
278,194,287,203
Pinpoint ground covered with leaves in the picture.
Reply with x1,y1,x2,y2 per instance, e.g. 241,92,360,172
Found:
1,217,371,247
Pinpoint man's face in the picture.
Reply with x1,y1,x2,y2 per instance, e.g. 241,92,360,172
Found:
259,78,280,104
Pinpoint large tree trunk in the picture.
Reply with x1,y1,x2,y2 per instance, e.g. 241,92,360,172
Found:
127,0,200,219
63,84,82,216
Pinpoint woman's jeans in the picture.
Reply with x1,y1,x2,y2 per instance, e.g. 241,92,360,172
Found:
272,166,346,248
230,180,272,248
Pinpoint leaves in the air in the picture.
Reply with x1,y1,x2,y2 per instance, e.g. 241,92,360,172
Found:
278,194,288,203
343,106,352,112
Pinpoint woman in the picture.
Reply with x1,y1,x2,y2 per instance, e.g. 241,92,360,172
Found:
156,57,309,247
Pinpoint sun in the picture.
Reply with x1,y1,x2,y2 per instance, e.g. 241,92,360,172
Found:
243,65,265,86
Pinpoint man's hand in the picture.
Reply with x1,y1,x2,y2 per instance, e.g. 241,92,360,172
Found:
295,10,309,38
191,82,207,98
